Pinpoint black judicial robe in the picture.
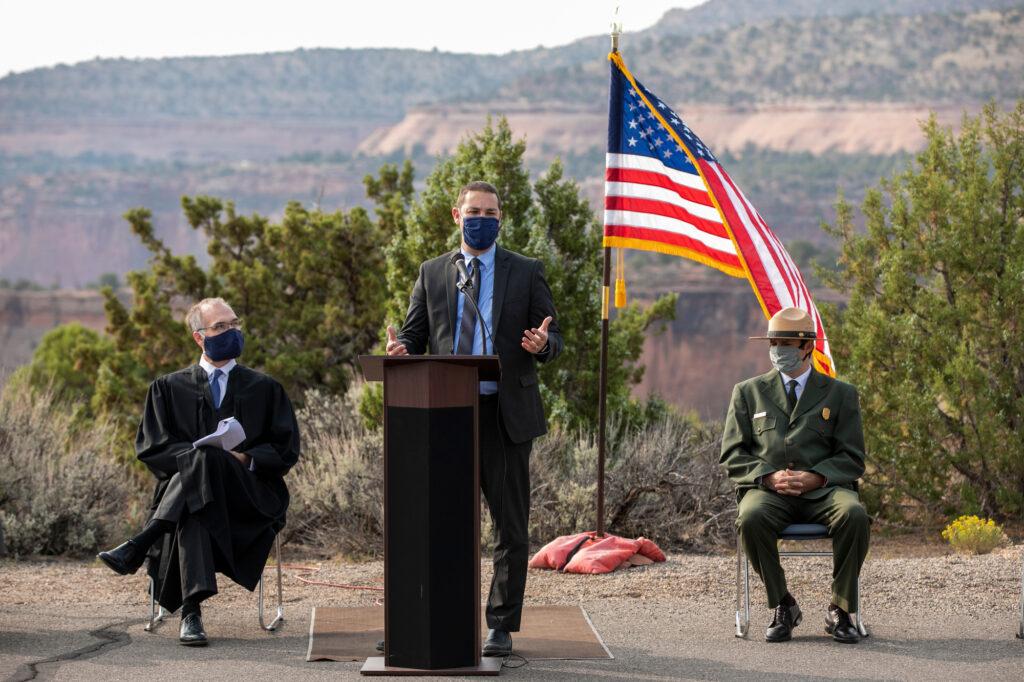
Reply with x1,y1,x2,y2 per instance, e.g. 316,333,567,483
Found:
137,363,300,612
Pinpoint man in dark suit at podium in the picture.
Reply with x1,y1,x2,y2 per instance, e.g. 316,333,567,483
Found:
385,180,562,656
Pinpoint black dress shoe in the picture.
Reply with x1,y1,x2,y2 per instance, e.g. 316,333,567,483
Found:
482,628,512,656
825,605,861,644
179,612,208,646
765,602,802,642
97,540,146,575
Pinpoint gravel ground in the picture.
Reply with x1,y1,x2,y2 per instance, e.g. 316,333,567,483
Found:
1,538,1022,680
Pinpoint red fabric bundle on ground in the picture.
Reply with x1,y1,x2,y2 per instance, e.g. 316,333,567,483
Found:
528,532,666,574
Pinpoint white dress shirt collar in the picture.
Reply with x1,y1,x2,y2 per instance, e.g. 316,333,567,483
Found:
780,364,812,392
199,356,236,378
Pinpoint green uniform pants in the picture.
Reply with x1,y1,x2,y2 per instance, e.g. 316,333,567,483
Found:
737,487,870,613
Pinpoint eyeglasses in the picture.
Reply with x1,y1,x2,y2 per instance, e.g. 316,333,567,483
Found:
197,318,242,334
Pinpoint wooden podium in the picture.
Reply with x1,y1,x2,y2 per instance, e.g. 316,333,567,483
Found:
358,355,501,676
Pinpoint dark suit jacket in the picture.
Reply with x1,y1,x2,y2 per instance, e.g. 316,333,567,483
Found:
719,369,866,500
397,245,562,443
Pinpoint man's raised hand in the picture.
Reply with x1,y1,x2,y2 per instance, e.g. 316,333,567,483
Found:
386,325,408,356
522,316,553,355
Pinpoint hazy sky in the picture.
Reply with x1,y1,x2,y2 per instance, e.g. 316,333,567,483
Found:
0,0,701,76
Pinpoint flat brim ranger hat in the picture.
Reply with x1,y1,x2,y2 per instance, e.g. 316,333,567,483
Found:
749,306,826,341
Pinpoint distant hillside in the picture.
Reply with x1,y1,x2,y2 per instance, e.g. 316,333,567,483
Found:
0,49,507,121
1,0,1021,287
1,1,1020,121
502,8,1024,106
650,0,1024,37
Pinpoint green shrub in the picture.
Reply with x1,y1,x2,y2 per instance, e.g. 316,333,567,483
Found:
941,514,1008,555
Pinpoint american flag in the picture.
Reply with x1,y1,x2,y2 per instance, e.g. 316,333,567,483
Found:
605,52,835,376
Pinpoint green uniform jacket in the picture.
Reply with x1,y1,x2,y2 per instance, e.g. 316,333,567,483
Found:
720,369,866,500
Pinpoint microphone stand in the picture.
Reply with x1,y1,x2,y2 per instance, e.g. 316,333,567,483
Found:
456,277,493,357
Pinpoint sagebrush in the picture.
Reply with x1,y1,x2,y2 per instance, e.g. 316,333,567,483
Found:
286,383,733,558
0,387,145,557
531,416,733,549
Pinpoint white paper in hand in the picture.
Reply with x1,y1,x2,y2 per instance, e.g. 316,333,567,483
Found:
193,417,247,452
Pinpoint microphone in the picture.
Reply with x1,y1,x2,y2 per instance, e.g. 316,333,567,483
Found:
449,251,494,356
450,252,473,292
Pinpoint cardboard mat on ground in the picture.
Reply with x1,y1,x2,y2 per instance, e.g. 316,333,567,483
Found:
306,605,613,662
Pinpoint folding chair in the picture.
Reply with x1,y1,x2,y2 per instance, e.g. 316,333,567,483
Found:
735,523,868,639
145,534,284,632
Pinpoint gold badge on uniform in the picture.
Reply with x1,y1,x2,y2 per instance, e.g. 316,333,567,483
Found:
822,407,831,421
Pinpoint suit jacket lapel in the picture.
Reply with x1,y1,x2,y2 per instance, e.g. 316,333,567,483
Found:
491,245,511,339
790,370,829,424
756,371,791,418
445,249,459,353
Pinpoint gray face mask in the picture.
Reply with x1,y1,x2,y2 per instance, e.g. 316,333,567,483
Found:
770,345,806,375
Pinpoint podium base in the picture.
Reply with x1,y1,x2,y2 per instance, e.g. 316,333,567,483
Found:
360,656,501,676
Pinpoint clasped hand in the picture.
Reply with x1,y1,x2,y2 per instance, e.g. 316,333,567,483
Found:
765,469,825,496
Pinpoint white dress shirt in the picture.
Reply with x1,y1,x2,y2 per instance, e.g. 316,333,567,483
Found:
198,356,252,470
199,356,236,408
780,365,812,401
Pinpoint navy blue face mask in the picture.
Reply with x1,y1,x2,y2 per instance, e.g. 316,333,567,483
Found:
203,328,244,361
462,216,500,251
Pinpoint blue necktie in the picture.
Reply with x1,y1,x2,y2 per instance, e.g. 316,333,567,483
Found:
457,258,481,355
210,369,223,409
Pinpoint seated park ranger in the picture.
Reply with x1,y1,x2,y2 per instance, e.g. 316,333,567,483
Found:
720,307,869,644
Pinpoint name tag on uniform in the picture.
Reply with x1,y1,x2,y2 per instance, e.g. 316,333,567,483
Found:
753,411,767,419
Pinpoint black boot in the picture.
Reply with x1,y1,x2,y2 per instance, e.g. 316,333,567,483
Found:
483,629,512,656
97,540,146,575
765,596,802,643
825,605,861,644
179,612,208,646
180,600,208,646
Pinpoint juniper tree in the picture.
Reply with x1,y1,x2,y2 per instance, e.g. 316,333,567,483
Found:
821,101,1024,520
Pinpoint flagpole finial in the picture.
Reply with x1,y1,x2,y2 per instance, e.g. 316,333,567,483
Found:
610,4,622,52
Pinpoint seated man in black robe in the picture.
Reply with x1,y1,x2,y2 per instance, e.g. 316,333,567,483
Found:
98,297,300,646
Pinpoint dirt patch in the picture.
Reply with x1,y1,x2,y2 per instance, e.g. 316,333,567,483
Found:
2,537,1018,618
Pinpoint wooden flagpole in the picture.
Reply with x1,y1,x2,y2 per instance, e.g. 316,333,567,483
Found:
596,18,622,539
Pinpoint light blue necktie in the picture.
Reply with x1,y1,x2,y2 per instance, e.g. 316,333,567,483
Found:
210,369,223,409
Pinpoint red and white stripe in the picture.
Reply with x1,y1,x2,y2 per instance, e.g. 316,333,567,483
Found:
700,159,834,373
604,153,744,275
